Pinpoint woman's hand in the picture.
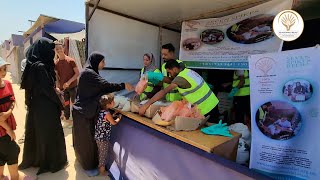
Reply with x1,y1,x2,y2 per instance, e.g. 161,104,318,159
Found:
125,83,134,91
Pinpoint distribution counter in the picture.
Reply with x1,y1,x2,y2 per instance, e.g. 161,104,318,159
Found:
107,111,270,179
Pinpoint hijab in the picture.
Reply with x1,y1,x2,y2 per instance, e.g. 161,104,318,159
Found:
84,52,105,74
143,53,157,72
21,37,56,90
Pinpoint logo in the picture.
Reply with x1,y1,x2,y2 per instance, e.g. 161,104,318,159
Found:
185,20,200,29
273,10,304,41
255,57,276,76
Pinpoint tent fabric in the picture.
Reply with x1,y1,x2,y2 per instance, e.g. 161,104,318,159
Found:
43,19,85,34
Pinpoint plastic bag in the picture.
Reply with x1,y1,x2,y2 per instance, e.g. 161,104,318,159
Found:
118,98,128,109
114,96,126,108
122,101,131,112
135,76,148,95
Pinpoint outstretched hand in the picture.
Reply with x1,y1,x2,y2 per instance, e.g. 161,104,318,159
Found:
125,83,134,92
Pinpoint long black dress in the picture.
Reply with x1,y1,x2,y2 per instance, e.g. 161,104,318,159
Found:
19,38,67,175
72,52,125,171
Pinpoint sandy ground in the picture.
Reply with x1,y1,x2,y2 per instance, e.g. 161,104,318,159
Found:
3,74,110,180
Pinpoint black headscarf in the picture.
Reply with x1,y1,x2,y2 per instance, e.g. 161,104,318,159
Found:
84,52,105,74
21,37,56,90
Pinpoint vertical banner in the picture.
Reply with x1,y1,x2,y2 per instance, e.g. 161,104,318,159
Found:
249,47,320,180
179,0,293,69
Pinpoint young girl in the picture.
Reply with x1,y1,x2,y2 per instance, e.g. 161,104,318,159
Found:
95,93,122,176
0,58,34,180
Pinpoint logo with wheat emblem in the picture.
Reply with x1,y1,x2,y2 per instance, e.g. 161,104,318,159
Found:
255,57,276,76
273,10,304,41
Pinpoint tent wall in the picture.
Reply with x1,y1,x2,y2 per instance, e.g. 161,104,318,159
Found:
88,8,180,85
6,47,24,83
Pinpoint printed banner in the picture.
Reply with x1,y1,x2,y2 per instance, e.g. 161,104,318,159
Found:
249,47,320,180
179,0,293,69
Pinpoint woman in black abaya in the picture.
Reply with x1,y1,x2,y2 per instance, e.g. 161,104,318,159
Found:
19,38,67,175
72,52,133,176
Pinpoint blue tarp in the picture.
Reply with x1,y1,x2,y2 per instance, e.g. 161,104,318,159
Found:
43,19,85,34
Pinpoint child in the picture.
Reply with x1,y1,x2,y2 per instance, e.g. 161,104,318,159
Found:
95,93,122,176
0,58,34,180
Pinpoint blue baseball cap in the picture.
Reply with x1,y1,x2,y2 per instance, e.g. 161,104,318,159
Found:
0,57,10,67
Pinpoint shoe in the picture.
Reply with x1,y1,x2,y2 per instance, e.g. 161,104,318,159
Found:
84,169,99,177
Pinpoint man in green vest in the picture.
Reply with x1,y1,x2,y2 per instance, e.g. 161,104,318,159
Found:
139,60,219,118
230,70,251,125
160,43,184,102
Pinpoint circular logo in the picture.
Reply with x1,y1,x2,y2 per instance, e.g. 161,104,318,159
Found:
273,10,304,41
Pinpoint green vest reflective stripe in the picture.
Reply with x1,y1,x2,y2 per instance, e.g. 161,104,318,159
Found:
232,70,250,96
176,68,219,115
140,68,161,100
162,59,183,102
259,107,266,122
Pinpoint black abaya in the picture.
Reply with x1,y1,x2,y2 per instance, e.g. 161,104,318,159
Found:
72,52,125,170
19,38,67,175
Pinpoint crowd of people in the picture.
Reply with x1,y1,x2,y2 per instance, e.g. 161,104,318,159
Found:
0,38,252,179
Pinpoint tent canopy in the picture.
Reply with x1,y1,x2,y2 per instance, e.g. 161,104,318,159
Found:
44,19,85,34
86,0,320,31
23,14,85,37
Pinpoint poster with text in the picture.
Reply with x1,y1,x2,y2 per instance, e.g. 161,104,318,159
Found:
179,0,293,69
249,47,320,180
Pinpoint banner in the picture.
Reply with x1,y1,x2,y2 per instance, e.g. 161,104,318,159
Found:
179,0,293,69
249,47,320,180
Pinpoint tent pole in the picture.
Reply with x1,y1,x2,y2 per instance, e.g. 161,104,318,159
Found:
85,3,89,60
88,0,101,21
159,26,163,70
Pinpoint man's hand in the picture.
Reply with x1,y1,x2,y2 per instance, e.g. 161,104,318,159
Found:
7,129,16,141
138,104,149,116
0,111,12,122
63,82,70,90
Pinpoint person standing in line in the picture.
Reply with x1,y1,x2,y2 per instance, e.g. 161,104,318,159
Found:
19,38,67,175
72,52,134,176
55,43,79,128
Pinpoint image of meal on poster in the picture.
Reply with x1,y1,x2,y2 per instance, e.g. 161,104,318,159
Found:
283,79,313,102
182,38,202,51
200,29,224,45
256,101,302,140
227,14,275,44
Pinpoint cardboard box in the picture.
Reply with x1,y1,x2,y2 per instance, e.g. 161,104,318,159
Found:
131,101,170,118
152,112,209,131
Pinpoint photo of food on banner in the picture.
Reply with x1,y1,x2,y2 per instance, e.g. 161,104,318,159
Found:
182,38,202,51
227,14,275,44
256,101,302,140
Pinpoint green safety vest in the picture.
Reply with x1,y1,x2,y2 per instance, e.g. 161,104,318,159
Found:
176,68,219,115
162,59,183,102
232,70,250,96
140,68,161,100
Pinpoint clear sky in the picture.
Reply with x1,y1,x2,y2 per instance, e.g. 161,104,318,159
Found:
0,0,85,42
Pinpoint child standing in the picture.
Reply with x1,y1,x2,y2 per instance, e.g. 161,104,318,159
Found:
95,93,122,176
0,58,34,180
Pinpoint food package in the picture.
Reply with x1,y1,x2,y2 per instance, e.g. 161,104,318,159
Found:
135,75,148,95
160,101,184,121
122,101,131,112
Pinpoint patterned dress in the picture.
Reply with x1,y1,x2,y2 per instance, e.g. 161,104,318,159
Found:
94,110,112,141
